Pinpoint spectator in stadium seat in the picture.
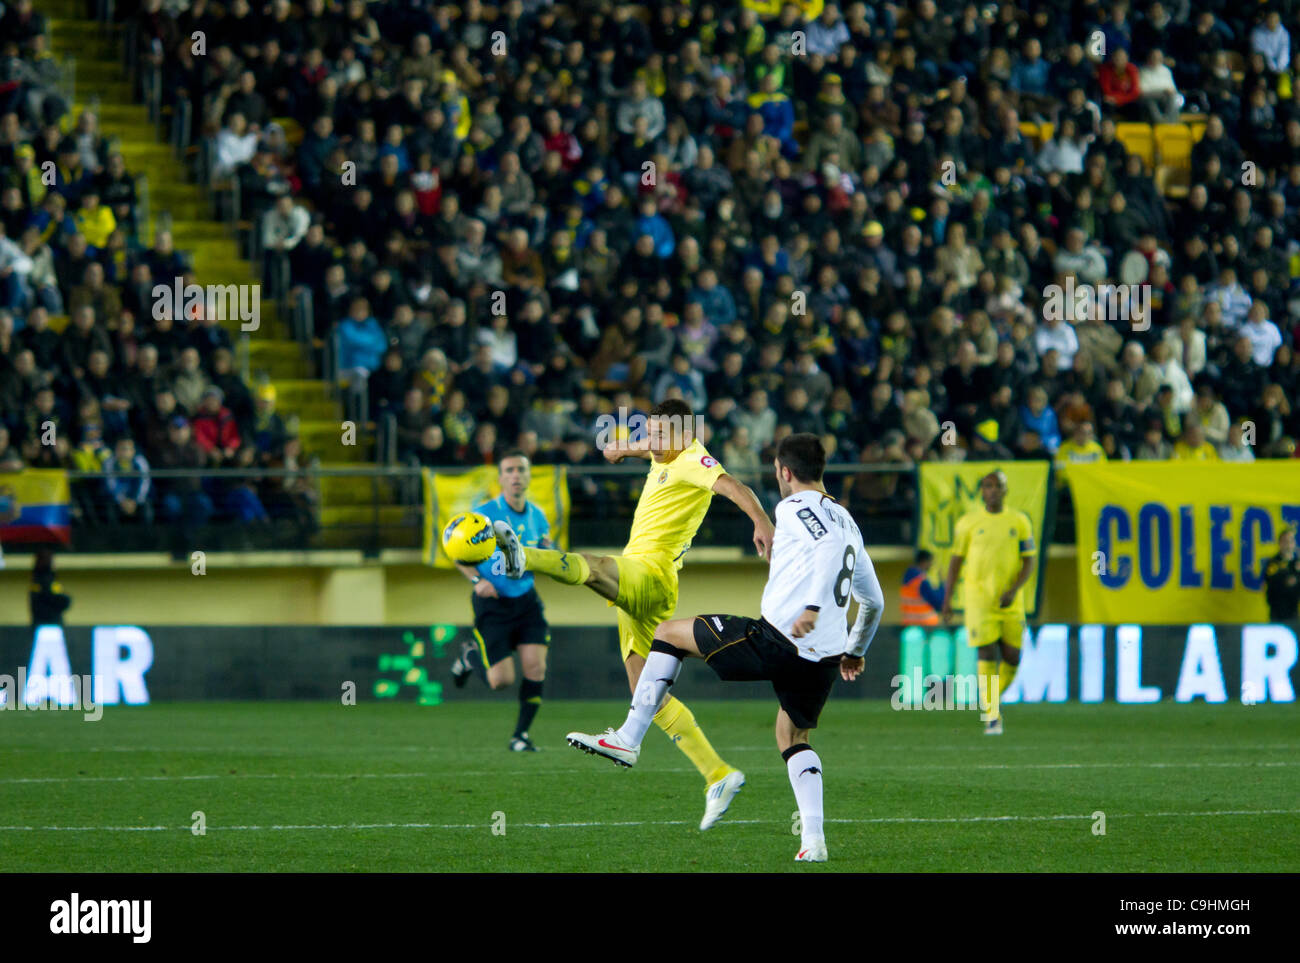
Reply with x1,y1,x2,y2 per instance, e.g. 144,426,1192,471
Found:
335,296,386,418
103,436,152,526
170,347,208,413
191,387,241,467
1099,48,1141,120
212,112,258,181
652,353,707,411
1192,383,1231,446
1137,49,1183,123
1240,302,1283,367
1250,10,1291,76
1251,383,1292,454
1219,420,1257,463
1148,341,1194,415
1173,420,1220,460
1020,385,1062,454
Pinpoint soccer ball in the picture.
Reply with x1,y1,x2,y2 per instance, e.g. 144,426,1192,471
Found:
442,511,497,564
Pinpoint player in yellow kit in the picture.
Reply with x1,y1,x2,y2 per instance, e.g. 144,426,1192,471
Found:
493,399,775,827
940,470,1036,735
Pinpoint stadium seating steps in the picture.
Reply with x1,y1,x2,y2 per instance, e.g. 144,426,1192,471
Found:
46,0,404,543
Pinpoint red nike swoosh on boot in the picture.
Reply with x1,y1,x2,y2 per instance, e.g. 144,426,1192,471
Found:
598,739,626,752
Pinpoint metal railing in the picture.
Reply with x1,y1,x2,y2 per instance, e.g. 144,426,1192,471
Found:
42,463,925,556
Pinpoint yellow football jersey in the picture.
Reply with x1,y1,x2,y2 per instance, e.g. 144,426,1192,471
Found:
953,506,1036,615
622,438,726,568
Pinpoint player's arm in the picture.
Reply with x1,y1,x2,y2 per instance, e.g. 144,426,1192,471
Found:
602,434,653,463
456,561,497,598
843,547,885,680
940,554,963,624
999,517,1036,608
712,471,775,559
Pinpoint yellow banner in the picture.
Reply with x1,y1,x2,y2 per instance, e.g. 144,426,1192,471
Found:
917,461,1052,616
1068,462,1300,624
421,465,570,567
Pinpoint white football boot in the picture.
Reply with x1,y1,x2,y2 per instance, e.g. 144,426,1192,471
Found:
699,769,746,830
795,839,828,862
493,520,526,578
566,728,640,767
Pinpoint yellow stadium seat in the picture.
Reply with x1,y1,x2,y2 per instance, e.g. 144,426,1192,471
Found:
1184,115,1208,142
1156,164,1190,199
1154,123,1193,170
1116,122,1155,168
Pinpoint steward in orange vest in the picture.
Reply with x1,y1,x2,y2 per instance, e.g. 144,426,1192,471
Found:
900,549,945,626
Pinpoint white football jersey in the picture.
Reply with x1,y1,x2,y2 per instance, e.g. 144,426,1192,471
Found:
760,490,885,662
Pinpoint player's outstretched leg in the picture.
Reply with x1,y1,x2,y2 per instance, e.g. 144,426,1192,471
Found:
650,618,745,829
493,521,621,600
778,709,827,863
565,635,692,767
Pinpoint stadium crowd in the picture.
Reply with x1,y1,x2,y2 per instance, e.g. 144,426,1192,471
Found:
4,0,1300,541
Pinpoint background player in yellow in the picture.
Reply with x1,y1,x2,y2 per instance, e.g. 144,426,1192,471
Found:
493,399,775,829
940,470,1035,735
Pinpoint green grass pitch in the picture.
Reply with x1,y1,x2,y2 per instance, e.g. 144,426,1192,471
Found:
2,700,1296,872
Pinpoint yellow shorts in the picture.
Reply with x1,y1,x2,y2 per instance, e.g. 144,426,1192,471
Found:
612,553,679,660
965,611,1025,649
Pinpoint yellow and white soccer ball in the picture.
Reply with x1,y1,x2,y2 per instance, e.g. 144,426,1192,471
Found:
442,511,497,564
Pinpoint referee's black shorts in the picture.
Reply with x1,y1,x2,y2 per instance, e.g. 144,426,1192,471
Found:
692,614,840,729
471,589,549,668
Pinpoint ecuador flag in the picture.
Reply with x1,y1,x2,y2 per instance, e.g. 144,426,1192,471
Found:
0,469,72,544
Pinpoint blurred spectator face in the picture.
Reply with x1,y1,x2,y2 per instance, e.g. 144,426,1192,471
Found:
871,382,892,409
404,388,425,413
421,424,445,450
115,438,135,463
87,351,110,377
1027,387,1048,414
180,348,200,372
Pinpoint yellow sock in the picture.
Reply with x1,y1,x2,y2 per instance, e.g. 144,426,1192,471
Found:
977,659,1000,721
525,547,590,585
998,659,1019,697
653,695,732,785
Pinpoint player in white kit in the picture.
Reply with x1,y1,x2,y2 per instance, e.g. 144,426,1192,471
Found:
567,433,885,862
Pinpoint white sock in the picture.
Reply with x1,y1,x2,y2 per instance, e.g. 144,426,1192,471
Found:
786,747,825,847
616,650,683,746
